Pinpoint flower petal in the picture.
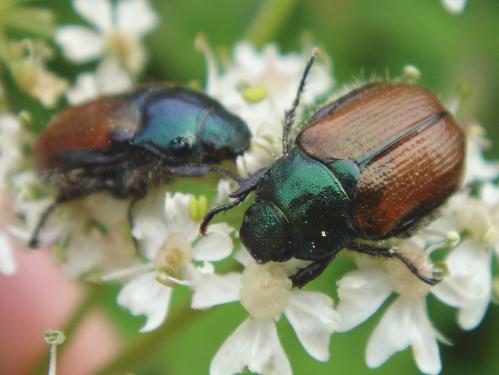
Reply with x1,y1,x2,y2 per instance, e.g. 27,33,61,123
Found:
432,239,492,310
192,224,233,262
366,299,409,369
366,298,441,375
164,193,198,240
457,295,490,330
210,318,291,375
284,290,339,361
234,248,253,267
407,301,442,375
0,233,16,275
481,183,499,206
191,273,240,309
95,58,133,94
117,271,172,332
441,0,467,14
55,26,104,63
336,267,391,331
74,0,113,31
116,0,158,35
66,73,98,105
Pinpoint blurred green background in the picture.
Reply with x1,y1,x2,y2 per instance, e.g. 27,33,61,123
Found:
6,0,497,374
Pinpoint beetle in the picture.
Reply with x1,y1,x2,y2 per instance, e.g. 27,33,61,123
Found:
29,83,251,247
200,53,465,287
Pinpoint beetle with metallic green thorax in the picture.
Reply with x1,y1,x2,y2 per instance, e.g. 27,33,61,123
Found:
201,53,465,287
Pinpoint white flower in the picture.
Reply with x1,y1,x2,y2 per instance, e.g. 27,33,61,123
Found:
56,0,158,76
199,41,333,177
421,189,499,330
66,58,133,105
337,240,463,374
198,251,339,375
105,192,234,332
442,0,467,14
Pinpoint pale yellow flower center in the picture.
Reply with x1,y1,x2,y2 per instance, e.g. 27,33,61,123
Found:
154,234,192,287
239,262,292,320
105,31,143,73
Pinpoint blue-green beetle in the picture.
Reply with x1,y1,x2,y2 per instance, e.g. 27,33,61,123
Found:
201,54,465,287
29,84,251,247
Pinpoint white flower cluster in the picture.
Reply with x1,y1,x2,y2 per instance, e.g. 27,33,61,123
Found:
335,139,499,374
199,40,332,177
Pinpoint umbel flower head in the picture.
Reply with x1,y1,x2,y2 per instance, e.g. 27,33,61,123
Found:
337,241,449,374
191,250,339,375
104,192,234,332
198,40,333,177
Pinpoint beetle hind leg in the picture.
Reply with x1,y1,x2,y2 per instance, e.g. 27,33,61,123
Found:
347,242,442,286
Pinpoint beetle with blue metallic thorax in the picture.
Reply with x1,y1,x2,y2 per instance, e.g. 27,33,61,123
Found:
29,83,251,248
201,51,465,287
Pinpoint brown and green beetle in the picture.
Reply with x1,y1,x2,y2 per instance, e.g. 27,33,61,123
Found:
201,54,465,287
29,84,251,248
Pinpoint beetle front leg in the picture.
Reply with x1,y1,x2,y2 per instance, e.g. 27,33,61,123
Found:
199,193,249,236
347,242,442,286
289,255,334,288
199,168,267,236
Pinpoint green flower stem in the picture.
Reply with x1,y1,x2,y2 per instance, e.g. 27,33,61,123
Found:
30,287,104,375
94,306,204,375
245,0,298,46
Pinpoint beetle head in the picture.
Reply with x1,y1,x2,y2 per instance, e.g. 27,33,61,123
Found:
239,201,298,263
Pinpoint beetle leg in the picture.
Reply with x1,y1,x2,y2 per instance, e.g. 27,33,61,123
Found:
228,168,267,198
289,255,334,288
199,192,250,236
347,243,442,286
29,196,66,248
199,168,267,236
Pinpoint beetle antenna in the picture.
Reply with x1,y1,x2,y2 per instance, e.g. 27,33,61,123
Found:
282,48,319,155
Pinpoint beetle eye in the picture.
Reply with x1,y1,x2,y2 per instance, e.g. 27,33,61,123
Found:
240,202,297,263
